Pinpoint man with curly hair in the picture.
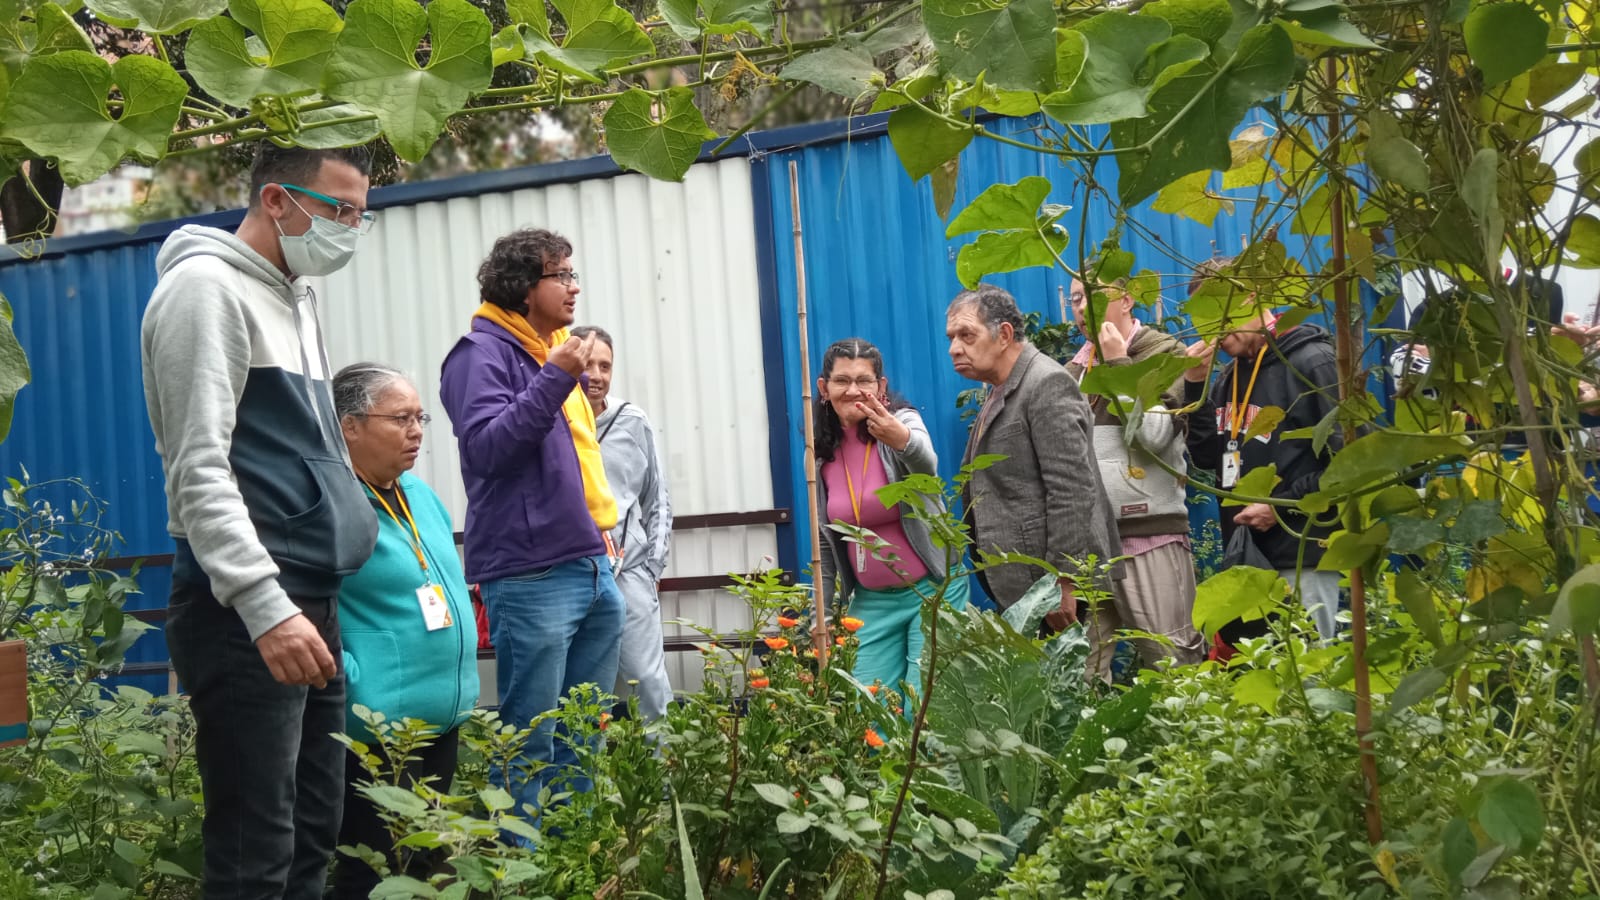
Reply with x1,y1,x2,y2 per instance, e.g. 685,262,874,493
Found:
439,228,623,825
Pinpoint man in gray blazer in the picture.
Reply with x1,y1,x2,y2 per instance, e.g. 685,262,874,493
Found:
948,284,1123,628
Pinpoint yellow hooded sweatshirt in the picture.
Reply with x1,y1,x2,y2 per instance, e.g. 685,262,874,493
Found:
473,302,618,532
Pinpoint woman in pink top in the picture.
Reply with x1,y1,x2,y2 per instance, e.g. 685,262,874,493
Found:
815,339,969,706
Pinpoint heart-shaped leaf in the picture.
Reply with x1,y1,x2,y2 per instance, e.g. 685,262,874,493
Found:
1464,0,1549,87
516,0,653,81
186,0,343,106
1192,564,1285,635
603,87,714,181
1044,13,1208,125
0,2,91,82
1112,22,1295,205
923,0,1056,92
84,0,226,34
780,43,879,100
323,0,493,162
2,50,187,184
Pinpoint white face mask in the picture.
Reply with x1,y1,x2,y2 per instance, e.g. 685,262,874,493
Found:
275,196,361,277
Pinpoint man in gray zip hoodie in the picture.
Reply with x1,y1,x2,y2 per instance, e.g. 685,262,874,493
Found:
141,145,378,899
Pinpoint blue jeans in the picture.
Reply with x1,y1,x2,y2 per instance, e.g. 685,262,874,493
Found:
167,571,345,900
481,556,624,816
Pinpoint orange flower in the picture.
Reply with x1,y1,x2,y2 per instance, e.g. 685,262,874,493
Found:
864,728,886,748
749,676,770,689
764,636,790,650
835,636,846,646
841,617,864,632
599,713,611,731
777,616,800,628
867,684,881,695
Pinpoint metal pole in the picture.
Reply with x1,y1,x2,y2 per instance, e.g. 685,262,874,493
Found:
789,160,831,667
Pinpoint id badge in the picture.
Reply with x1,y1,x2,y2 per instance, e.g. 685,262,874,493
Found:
855,542,867,573
1221,440,1242,489
416,584,452,631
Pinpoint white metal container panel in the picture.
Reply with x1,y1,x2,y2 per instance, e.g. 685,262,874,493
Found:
317,158,778,695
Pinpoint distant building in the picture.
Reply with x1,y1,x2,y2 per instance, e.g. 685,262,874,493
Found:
54,166,152,237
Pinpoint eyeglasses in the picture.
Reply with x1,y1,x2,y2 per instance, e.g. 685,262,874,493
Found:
540,270,580,286
828,376,880,390
278,183,377,234
361,412,431,428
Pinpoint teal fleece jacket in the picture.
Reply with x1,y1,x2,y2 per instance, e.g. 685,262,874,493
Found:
339,472,479,739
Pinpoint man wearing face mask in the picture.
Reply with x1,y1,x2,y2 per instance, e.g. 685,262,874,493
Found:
140,145,380,899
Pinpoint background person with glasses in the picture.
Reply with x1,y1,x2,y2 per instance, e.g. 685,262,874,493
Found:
814,338,969,712
330,362,479,898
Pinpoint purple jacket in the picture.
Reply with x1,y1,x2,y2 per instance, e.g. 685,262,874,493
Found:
439,318,605,583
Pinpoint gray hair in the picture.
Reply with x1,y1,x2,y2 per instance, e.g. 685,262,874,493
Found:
948,284,1026,339
333,362,411,419
569,324,613,349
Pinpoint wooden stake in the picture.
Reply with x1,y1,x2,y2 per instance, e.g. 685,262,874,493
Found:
1326,56,1384,845
789,160,831,667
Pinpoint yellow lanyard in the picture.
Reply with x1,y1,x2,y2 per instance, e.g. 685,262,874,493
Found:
841,439,877,524
363,479,429,579
1229,350,1268,439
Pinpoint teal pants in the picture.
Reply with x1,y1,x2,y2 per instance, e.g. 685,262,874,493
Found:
848,572,970,705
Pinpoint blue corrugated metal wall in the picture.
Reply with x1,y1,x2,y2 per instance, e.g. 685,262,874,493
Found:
759,116,1335,578
0,243,173,693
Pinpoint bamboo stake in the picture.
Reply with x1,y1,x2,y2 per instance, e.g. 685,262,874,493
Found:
1326,56,1384,845
789,160,831,668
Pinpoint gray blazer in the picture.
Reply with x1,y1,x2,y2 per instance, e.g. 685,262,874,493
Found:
817,407,952,606
961,343,1123,608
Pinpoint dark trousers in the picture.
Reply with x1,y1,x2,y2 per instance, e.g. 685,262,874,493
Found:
333,728,460,899
167,580,345,900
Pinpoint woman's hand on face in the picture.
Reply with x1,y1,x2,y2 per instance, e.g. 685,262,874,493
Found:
857,394,911,451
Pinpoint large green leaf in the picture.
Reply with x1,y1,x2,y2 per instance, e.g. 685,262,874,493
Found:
1,51,186,184
1365,110,1429,192
84,0,226,34
0,298,29,444
1112,22,1294,205
946,175,1053,236
1317,431,1465,496
699,0,774,37
943,176,1069,287
1151,169,1229,225
780,44,879,100
923,0,1056,92
519,0,653,81
0,2,90,83
323,0,493,162
186,0,343,106
1144,0,1233,49
1192,565,1285,635
1464,1,1549,87
887,103,973,182
1043,14,1208,125
1473,777,1544,853
1551,563,1600,638
1276,7,1381,48
290,102,381,148
603,87,714,182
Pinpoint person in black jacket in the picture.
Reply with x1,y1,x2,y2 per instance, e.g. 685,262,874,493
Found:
1183,307,1344,642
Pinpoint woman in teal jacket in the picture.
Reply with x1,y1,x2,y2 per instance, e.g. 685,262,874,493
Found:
331,363,479,898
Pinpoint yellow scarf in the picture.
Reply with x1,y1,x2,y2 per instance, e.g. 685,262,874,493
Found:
474,302,618,532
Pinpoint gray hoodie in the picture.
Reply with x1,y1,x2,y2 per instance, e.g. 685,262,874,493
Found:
141,225,377,640
595,397,672,580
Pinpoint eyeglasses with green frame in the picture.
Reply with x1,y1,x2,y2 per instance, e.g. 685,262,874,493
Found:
276,183,377,234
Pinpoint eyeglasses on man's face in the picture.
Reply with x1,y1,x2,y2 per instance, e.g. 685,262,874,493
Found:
540,270,580,286
278,183,377,234
362,412,431,428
